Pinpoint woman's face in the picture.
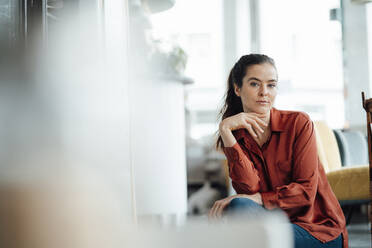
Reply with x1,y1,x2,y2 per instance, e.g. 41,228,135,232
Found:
234,63,278,114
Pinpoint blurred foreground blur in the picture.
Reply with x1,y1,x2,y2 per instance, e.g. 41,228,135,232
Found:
0,2,134,247
0,1,294,247
3,0,371,247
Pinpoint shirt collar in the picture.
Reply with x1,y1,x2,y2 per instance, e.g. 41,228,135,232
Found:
270,107,286,132
232,107,286,143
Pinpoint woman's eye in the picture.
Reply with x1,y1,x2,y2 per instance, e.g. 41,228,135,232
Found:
250,82,259,87
268,84,277,88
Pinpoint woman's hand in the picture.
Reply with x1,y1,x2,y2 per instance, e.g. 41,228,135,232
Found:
219,112,269,147
208,193,263,220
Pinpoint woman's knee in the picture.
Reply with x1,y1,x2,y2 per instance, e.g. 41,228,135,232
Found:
228,197,261,210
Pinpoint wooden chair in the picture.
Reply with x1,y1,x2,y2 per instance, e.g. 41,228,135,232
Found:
361,92,372,235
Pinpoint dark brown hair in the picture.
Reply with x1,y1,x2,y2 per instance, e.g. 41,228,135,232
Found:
216,54,276,149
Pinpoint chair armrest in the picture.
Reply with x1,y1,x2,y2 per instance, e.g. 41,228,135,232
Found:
326,165,369,201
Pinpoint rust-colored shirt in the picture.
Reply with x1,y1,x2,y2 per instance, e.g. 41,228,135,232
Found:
223,107,348,248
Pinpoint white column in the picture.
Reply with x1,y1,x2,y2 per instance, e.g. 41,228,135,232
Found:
128,2,187,221
342,0,370,130
131,77,188,219
223,0,257,76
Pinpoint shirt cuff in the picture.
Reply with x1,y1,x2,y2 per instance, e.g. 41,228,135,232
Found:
261,191,279,210
223,142,244,162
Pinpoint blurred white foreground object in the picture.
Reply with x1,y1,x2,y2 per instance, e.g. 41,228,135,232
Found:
0,167,130,248
135,212,293,248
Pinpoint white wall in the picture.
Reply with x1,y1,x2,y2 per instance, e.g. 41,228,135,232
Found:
368,3,372,98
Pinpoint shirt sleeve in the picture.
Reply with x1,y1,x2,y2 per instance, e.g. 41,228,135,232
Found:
261,114,319,212
223,142,260,194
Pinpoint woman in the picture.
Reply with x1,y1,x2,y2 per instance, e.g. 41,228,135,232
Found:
209,54,347,248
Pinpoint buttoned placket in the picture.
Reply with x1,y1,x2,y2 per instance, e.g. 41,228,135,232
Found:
261,136,280,190
251,133,284,193
243,136,273,192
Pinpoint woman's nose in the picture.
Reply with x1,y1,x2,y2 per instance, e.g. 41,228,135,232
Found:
259,85,268,96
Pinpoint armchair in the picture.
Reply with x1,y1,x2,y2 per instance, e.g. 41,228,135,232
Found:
313,121,369,224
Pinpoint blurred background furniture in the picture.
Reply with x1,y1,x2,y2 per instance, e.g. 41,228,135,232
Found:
186,136,226,215
333,129,369,166
314,121,369,224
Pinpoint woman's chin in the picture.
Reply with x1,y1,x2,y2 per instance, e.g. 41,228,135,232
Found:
245,107,270,115
254,106,271,114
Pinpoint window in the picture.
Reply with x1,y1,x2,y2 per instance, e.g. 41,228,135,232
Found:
259,0,344,128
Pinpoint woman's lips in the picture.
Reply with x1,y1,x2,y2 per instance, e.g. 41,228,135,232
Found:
256,101,269,104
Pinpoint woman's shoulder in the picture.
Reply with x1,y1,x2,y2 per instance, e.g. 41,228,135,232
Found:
279,109,310,119
272,108,312,131
274,108,310,120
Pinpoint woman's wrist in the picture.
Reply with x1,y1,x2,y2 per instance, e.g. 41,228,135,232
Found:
219,127,236,147
219,121,231,133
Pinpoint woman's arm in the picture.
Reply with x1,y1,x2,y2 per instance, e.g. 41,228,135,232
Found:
219,112,268,193
261,114,318,213
223,143,261,193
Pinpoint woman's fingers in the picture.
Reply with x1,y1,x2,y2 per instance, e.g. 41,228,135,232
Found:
245,122,263,144
244,117,264,137
208,203,214,219
209,198,231,219
210,200,222,219
215,200,226,218
251,115,268,127
242,112,268,128
247,118,265,133
213,203,221,218
209,202,218,219
245,123,258,138
216,201,229,218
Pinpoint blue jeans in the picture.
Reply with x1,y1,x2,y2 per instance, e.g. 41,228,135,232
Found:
226,198,343,248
